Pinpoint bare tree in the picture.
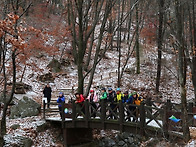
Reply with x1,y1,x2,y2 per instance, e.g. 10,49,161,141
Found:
155,0,165,93
68,0,116,95
174,0,190,141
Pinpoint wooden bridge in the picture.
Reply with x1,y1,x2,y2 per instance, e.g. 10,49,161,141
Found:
43,99,196,146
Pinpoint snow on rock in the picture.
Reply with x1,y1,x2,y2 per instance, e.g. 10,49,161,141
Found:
5,116,64,146
4,134,33,147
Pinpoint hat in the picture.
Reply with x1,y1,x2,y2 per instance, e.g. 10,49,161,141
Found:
124,91,128,94
90,90,94,93
116,88,121,91
132,91,137,95
108,87,112,91
101,87,106,91
59,92,63,95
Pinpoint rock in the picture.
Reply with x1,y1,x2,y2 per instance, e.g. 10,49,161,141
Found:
0,94,18,105
38,72,54,82
14,82,32,94
61,58,71,66
10,124,20,130
118,141,125,146
123,144,128,147
9,96,41,119
115,134,123,142
98,140,105,147
4,135,33,147
122,132,130,139
47,59,61,73
128,137,134,144
104,137,116,147
34,121,48,132
133,136,140,144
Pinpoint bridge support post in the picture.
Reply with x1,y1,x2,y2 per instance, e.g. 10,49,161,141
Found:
188,102,193,126
101,100,106,129
162,100,169,139
63,128,93,147
146,98,152,118
119,101,124,132
72,100,76,127
85,100,90,127
62,103,65,128
140,102,145,136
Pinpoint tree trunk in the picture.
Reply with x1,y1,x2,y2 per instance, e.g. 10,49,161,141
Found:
117,0,123,87
77,63,84,94
192,0,196,104
175,0,190,141
77,0,85,94
155,0,164,93
135,3,140,74
192,57,196,104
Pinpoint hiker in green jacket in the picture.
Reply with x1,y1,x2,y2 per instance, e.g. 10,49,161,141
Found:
100,87,107,102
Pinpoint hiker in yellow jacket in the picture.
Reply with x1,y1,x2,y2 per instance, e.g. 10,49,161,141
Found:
116,88,124,102
132,92,143,105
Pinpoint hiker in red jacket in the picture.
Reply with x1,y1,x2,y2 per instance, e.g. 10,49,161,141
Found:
75,93,85,115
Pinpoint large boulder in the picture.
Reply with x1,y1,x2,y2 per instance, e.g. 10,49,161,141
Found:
14,82,32,94
47,59,61,73
10,96,41,119
0,93,18,105
38,72,54,82
33,120,48,132
4,135,33,147
61,58,71,67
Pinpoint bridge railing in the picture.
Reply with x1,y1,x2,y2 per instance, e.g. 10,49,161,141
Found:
43,99,196,126
43,99,196,139
43,99,165,127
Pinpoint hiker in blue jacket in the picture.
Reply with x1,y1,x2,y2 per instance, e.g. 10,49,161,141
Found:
57,92,65,119
126,93,134,121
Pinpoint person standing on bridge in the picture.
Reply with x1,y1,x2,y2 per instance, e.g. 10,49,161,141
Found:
100,88,107,102
125,91,134,121
116,88,123,102
87,90,98,118
128,92,143,122
122,91,129,103
57,92,65,119
108,88,117,119
115,88,124,119
75,93,85,115
43,83,52,108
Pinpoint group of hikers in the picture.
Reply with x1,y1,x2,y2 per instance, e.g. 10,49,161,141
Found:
43,84,143,122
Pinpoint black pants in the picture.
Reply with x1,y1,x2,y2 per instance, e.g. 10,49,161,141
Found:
90,102,97,118
47,97,51,108
59,106,62,119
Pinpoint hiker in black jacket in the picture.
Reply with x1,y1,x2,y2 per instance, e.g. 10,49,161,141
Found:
108,88,117,119
43,83,52,108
